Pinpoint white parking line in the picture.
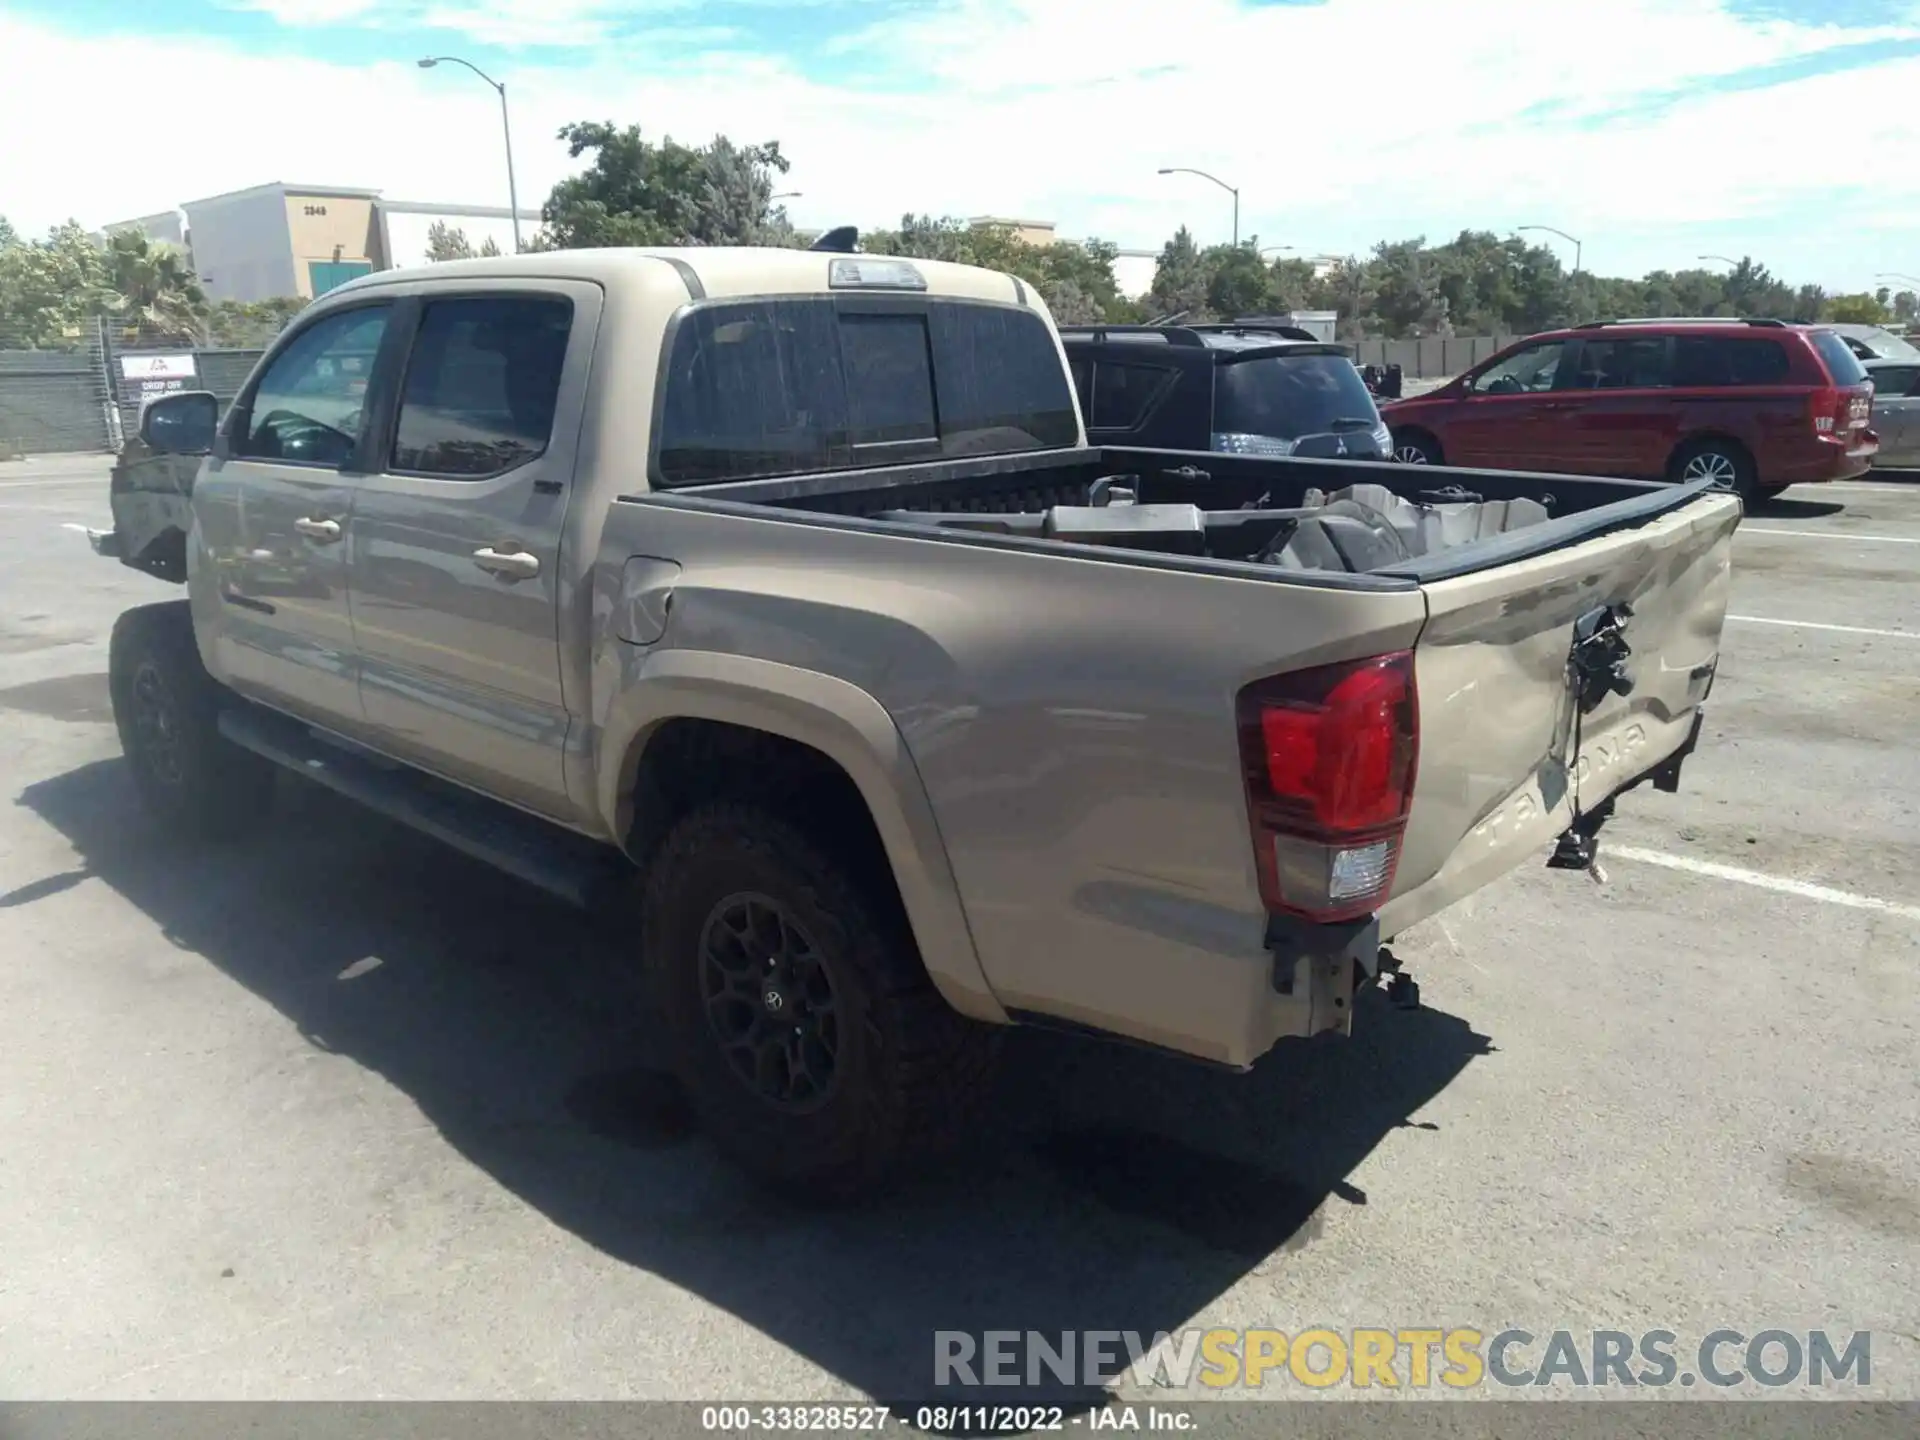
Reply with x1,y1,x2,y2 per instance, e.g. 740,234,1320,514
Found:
1726,614,1917,640
1741,527,1920,544
1608,846,1920,922
1814,482,1920,494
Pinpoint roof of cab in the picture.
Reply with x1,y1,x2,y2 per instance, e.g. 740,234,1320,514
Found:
330,245,1037,309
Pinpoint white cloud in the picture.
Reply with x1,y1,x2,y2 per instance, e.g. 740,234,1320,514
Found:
3,1,1917,291
229,0,383,23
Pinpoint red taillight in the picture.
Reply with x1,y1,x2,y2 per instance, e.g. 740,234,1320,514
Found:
1237,651,1419,923
1810,386,1867,437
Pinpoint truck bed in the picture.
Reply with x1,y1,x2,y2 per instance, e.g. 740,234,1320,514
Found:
659,445,1720,584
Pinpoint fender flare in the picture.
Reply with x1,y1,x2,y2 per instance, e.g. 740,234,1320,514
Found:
595,648,1007,1025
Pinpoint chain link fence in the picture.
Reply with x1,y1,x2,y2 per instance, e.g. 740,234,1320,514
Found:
0,317,268,460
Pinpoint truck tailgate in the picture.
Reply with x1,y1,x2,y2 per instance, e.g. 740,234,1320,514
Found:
1379,488,1741,936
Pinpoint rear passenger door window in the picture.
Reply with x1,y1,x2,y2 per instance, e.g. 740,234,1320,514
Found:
391,296,573,477
1090,361,1175,431
1869,364,1920,397
1565,337,1670,390
657,302,846,484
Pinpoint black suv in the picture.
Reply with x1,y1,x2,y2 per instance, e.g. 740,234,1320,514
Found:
1058,323,1394,460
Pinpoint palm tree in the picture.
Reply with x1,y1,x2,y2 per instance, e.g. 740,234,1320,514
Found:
104,230,208,342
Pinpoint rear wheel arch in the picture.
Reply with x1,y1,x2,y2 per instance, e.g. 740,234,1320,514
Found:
600,658,1005,1025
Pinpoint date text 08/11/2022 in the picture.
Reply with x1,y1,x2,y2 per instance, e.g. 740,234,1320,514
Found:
699,1405,1192,1432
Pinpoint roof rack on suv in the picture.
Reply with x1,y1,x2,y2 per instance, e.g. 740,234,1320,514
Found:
1185,321,1323,343
1055,322,1327,346
1575,316,1789,329
1055,324,1210,347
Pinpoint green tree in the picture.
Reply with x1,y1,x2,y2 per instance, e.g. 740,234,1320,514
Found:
1790,284,1829,323
206,296,310,348
1892,290,1918,325
538,120,792,249
1145,226,1209,319
1828,293,1890,325
102,230,207,341
424,223,504,262
426,221,474,261
0,220,111,347
1203,243,1273,319
1264,256,1321,314
861,216,1129,323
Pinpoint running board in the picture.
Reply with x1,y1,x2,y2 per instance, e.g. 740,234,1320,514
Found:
217,706,630,908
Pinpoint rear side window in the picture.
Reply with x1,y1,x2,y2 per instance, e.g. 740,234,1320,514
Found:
1089,360,1175,430
1067,356,1093,412
1213,353,1379,442
654,299,1078,485
1567,337,1670,389
392,296,573,478
1809,330,1870,386
1671,336,1790,387
1868,364,1920,397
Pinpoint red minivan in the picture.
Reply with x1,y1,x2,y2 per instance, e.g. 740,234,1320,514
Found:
1381,319,1878,501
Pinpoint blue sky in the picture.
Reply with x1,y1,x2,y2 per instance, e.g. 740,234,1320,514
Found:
2,0,1918,293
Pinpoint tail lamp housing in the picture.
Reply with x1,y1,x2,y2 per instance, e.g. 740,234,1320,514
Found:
1236,651,1420,924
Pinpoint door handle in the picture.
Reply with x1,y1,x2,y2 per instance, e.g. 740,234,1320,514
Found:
473,546,540,580
293,516,342,543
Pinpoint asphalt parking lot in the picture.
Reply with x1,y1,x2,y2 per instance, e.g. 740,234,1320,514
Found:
0,455,1915,1404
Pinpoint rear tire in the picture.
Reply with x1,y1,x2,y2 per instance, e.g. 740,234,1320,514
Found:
108,603,275,839
1392,431,1442,465
640,802,999,1202
1668,437,1757,499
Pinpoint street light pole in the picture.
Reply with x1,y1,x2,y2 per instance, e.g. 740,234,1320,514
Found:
1877,272,1920,287
1158,167,1240,247
1698,254,1740,268
419,55,523,253
1517,224,1582,278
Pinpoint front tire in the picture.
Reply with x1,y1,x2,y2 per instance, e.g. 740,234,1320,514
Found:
640,802,998,1201
108,603,275,839
1392,431,1442,465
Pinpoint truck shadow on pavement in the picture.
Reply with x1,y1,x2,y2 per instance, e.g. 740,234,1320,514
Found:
18,757,1494,1412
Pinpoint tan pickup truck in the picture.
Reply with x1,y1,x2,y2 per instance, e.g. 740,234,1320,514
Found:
96,244,1739,1198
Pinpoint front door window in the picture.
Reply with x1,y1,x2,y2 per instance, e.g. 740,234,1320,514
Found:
1469,341,1569,396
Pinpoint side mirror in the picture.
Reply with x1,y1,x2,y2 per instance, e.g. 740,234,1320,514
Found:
139,391,220,455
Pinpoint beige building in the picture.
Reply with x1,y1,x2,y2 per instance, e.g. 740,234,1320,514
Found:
174,183,387,302
968,215,1063,245
968,216,1159,298
109,183,539,304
